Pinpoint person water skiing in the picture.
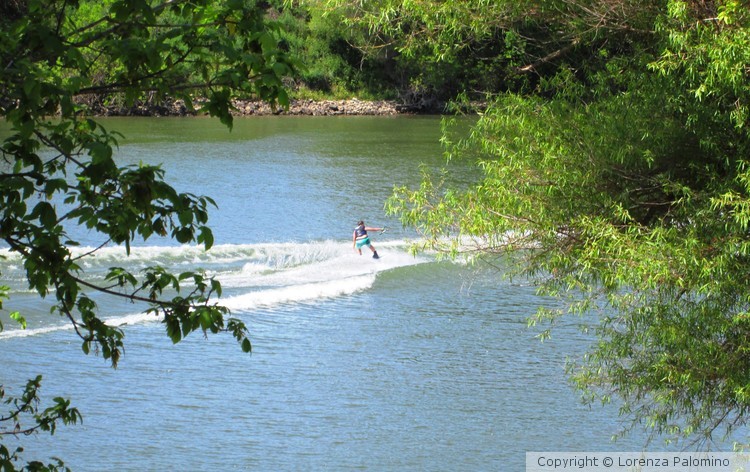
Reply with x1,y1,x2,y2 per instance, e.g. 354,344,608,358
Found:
353,220,383,259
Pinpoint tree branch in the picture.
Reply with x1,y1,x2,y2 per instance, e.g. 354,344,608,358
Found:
515,39,580,74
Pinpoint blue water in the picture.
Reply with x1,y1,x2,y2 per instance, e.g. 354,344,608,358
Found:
0,116,695,471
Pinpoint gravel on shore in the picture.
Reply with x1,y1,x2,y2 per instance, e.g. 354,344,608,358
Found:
90,97,421,117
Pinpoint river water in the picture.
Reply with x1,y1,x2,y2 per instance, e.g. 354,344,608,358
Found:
0,116,690,470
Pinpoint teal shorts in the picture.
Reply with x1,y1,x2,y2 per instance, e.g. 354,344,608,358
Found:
355,237,371,249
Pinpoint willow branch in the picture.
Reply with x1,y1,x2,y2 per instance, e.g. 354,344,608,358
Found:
515,39,580,74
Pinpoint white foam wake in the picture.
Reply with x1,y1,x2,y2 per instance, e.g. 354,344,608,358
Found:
0,239,428,339
0,311,163,339
221,275,376,311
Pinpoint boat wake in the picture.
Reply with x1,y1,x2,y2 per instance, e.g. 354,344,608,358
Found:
0,239,428,339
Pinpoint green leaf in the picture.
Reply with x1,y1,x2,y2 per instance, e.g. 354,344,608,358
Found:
44,178,68,198
31,201,57,228
175,227,193,243
178,210,193,226
197,226,214,250
10,312,27,329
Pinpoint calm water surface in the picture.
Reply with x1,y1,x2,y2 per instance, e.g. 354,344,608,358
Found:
0,116,692,470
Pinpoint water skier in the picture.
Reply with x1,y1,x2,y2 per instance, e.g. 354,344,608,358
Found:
353,220,383,259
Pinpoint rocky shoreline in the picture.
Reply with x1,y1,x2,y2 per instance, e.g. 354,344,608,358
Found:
236,98,408,116
89,97,435,117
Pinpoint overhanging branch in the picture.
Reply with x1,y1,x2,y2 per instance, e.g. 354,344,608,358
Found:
515,39,579,74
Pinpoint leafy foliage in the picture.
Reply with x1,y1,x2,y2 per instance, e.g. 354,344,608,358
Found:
1,377,81,472
0,0,293,468
312,0,524,101
311,0,664,102
386,0,750,447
